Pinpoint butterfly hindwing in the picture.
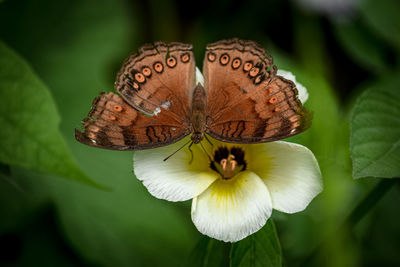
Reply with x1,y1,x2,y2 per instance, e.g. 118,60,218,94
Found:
75,92,190,150
203,39,311,143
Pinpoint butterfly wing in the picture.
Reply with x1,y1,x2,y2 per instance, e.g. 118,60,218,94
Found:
203,39,311,143
115,42,196,117
76,42,196,150
75,92,190,150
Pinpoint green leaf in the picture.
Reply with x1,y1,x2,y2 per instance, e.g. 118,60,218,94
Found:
359,0,400,49
185,236,230,267
0,41,104,189
0,1,198,266
230,220,282,267
274,18,358,266
351,74,400,178
40,154,196,267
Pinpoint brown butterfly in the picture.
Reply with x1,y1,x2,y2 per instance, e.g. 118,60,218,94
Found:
75,39,311,151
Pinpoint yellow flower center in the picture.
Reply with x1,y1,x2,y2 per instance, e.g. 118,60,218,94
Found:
210,146,246,180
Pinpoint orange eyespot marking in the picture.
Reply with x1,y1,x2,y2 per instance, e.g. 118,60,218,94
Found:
268,97,277,104
249,67,260,77
243,61,253,72
153,62,164,73
232,58,241,69
181,53,190,63
132,82,140,91
134,72,146,83
166,56,177,68
208,52,216,62
113,105,123,112
254,74,264,85
142,67,152,77
219,53,230,65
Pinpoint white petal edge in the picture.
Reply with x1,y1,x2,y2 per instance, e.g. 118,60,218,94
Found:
248,141,322,214
134,137,218,202
277,69,308,104
195,67,204,86
191,171,272,243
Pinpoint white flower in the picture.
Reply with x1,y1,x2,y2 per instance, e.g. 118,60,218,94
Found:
134,139,322,243
277,69,308,104
133,70,322,242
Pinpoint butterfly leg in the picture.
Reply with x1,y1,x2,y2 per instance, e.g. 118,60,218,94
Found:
188,142,194,164
204,134,214,147
199,141,212,161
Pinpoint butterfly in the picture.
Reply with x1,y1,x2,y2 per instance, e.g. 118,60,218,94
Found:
75,39,311,151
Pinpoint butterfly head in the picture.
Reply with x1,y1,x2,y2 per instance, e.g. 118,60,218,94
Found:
191,132,204,144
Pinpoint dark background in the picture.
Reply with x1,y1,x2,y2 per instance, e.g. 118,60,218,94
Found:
1,0,400,266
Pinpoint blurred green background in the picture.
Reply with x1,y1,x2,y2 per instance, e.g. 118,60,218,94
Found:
1,0,400,266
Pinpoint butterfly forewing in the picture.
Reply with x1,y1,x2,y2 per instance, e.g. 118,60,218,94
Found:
76,42,197,150
75,92,190,150
115,42,196,118
203,39,311,143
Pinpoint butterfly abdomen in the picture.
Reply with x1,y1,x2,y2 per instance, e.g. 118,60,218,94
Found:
190,84,207,143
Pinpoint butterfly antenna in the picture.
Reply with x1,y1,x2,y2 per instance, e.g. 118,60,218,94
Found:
163,139,192,162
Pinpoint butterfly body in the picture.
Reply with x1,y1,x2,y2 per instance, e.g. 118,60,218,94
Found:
190,84,207,144
75,39,311,151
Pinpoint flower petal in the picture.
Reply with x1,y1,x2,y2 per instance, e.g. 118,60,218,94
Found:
191,171,272,242
195,67,204,86
134,137,218,202
277,69,308,104
248,141,322,214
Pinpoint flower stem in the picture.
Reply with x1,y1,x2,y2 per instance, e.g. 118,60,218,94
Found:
300,178,397,266
344,179,397,226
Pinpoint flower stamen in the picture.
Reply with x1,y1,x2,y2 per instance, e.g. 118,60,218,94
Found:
220,154,239,178
210,147,246,180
